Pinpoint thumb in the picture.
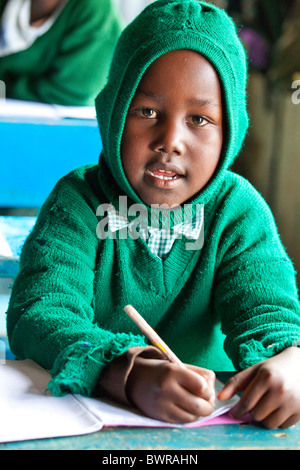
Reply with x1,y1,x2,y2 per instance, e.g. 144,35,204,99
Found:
217,363,259,401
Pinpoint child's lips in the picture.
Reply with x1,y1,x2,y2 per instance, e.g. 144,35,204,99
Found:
147,169,177,180
145,168,184,188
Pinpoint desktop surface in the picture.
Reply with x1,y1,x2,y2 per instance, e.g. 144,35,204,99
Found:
1,422,299,450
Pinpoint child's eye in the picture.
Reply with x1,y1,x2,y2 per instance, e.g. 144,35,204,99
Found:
188,115,209,127
133,107,158,119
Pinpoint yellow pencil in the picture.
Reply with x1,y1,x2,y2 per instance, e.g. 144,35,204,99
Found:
124,305,186,369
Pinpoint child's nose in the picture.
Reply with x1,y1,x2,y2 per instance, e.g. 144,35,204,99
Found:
152,119,185,156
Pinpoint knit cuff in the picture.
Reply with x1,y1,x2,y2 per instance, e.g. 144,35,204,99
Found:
238,338,300,369
47,334,147,397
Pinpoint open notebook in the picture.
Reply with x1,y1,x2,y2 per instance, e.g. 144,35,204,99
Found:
0,360,249,443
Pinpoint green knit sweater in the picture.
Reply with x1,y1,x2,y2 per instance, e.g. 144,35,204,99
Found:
6,0,300,397
0,0,122,105
6,164,300,396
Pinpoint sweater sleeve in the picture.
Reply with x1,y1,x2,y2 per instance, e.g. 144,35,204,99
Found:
212,179,300,370
9,0,123,105
6,174,146,397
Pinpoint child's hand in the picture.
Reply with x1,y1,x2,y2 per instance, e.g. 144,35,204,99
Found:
126,356,215,423
218,347,300,429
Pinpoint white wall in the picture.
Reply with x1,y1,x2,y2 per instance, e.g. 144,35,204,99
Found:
113,0,156,24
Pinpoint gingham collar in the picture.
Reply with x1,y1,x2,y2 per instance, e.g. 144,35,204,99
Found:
105,204,204,259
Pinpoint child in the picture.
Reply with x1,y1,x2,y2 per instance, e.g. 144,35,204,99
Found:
6,0,300,429
0,0,122,105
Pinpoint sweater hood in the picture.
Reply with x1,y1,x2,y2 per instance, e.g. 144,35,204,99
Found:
95,0,248,208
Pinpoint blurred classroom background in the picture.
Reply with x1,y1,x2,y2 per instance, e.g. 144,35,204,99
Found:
0,0,300,352
227,0,300,289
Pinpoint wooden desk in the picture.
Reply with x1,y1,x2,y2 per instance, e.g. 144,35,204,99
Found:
1,422,300,450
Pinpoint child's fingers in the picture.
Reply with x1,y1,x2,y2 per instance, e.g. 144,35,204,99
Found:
187,365,215,388
217,363,260,401
172,384,215,421
180,393,215,418
160,397,213,424
229,371,269,418
179,366,213,401
279,413,300,429
161,366,215,421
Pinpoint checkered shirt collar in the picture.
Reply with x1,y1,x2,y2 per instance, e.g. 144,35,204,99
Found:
105,204,204,259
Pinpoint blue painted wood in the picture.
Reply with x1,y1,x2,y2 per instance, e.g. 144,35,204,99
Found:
0,216,36,260
1,423,299,450
0,216,37,358
0,119,101,208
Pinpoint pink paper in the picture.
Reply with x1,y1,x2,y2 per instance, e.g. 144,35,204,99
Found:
186,411,252,427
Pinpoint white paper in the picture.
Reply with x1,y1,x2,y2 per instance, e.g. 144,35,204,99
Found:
0,360,241,443
79,379,239,429
0,360,102,443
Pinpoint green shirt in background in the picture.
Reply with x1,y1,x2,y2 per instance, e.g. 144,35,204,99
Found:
0,0,123,105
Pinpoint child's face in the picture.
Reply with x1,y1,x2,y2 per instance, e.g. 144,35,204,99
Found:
121,50,223,207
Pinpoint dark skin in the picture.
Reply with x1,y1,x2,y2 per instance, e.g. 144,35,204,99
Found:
127,357,216,424
30,0,64,26
121,50,223,208
122,50,300,428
